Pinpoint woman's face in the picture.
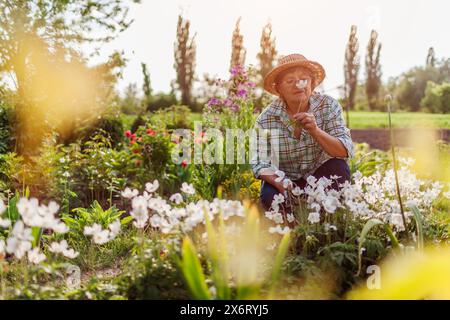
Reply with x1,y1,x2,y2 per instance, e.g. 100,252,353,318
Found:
276,67,313,105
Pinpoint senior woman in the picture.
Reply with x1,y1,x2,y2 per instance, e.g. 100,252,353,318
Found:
251,54,354,212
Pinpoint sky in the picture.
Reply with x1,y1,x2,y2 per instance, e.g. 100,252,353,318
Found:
88,0,450,99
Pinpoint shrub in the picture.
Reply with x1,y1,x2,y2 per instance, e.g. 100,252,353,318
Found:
147,92,178,112
0,100,12,154
421,81,450,114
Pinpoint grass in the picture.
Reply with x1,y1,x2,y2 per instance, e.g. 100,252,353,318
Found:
120,111,450,130
345,111,450,129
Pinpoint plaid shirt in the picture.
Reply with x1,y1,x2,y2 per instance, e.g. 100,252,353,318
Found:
251,93,354,181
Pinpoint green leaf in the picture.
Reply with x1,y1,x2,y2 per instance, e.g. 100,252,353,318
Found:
268,232,291,298
357,218,400,276
382,224,400,249
6,193,20,222
120,216,133,225
204,210,231,300
357,218,384,276
179,237,211,300
409,204,424,251
31,227,42,248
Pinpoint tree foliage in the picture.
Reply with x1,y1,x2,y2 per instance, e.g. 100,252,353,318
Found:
421,81,450,114
391,57,449,112
0,0,138,155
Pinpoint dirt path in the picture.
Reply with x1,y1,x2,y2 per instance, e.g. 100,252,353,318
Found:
350,128,450,150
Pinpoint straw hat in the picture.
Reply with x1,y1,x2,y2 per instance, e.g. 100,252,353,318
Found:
263,54,326,95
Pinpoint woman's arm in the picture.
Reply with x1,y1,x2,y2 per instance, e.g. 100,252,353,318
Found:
310,129,348,158
294,98,354,159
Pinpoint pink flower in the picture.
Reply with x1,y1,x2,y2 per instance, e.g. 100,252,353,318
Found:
146,128,156,136
236,84,247,98
236,89,247,98
231,104,240,112
181,159,188,168
223,98,233,107
125,130,132,138
231,65,245,77
208,97,221,107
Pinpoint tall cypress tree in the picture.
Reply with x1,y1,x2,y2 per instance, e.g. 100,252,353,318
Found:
344,25,359,112
365,30,382,110
230,17,246,72
256,22,277,86
426,47,436,68
141,62,152,110
173,15,196,107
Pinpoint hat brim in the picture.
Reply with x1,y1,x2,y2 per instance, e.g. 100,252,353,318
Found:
263,60,326,96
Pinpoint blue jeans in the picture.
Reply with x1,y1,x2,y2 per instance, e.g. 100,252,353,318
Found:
260,158,351,212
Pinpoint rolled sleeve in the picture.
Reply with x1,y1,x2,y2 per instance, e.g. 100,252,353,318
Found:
324,98,354,159
250,119,273,179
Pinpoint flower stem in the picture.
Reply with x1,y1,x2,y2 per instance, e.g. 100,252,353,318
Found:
386,95,409,237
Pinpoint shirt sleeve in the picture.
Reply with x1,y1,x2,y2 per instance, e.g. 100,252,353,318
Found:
323,98,354,159
250,117,275,179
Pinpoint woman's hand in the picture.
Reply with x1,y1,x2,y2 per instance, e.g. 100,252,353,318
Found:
293,112,318,135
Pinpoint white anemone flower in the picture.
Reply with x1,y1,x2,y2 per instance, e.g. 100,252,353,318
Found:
6,220,33,259
306,175,318,187
287,213,295,223
0,218,11,228
84,223,112,244
296,79,308,89
83,224,103,236
273,193,285,204
274,170,285,183
390,213,405,231
92,229,111,245
0,239,5,255
49,240,69,253
108,220,121,239
145,180,160,193
27,248,46,264
323,196,340,214
133,219,148,229
180,182,195,195
272,212,284,224
307,212,321,224
51,221,69,234
0,199,5,215
269,225,290,235
282,178,293,189
292,187,304,196
121,187,139,199
169,193,183,204
324,223,337,232
63,248,79,259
